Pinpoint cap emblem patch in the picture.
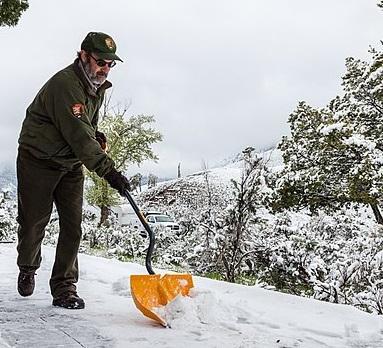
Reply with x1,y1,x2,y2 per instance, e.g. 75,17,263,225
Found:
105,37,115,51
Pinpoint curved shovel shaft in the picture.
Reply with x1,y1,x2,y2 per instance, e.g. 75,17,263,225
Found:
123,190,155,274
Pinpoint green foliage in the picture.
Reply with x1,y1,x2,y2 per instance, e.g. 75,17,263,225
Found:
85,175,120,213
86,111,162,223
100,114,162,171
273,102,349,213
115,253,135,262
273,48,383,222
0,0,29,27
204,272,224,281
234,274,258,286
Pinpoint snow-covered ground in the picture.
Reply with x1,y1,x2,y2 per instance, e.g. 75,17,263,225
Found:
0,243,382,348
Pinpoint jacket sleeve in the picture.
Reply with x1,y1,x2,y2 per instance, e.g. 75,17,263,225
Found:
43,75,114,177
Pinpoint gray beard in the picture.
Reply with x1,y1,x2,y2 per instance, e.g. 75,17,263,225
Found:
83,58,107,86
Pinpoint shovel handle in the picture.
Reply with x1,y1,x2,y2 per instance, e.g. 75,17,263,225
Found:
123,190,155,275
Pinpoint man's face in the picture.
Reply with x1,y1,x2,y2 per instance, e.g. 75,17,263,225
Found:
83,52,114,85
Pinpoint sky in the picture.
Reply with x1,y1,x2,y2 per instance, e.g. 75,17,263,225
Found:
0,0,382,177
1,243,382,347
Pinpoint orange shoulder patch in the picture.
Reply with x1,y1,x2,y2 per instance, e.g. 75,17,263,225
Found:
72,103,85,118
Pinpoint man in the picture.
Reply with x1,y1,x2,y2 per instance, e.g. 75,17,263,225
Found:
16,32,130,309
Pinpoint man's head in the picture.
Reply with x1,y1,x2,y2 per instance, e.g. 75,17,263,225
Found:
79,32,123,85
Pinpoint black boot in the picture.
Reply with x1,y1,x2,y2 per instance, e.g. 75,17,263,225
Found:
52,291,85,309
17,268,36,297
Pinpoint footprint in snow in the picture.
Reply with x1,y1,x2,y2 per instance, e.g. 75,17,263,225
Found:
112,278,131,297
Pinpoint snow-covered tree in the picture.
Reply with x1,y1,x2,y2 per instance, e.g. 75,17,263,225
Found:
272,102,340,213
329,49,383,222
86,111,162,226
0,188,17,241
207,148,268,283
129,173,143,193
274,48,383,224
186,162,222,275
147,173,158,188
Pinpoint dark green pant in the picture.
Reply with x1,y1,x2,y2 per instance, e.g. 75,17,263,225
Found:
16,150,84,298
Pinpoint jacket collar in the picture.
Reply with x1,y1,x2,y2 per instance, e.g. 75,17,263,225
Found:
73,58,112,97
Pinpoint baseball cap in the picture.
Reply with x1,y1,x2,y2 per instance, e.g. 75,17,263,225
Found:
81,32,123,62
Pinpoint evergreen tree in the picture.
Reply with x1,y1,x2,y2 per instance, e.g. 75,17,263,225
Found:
273,48,383,223
0,0,29,27
330,49,383,222
273,102,340,213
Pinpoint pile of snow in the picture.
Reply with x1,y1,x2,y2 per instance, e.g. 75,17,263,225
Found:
154,288,231,329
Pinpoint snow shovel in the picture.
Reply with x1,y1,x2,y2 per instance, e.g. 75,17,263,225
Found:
123,190,194,327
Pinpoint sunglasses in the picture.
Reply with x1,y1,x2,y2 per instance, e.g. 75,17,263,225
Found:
88,53,116,68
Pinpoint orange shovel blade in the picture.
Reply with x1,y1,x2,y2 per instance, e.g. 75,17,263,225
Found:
130,274,194,326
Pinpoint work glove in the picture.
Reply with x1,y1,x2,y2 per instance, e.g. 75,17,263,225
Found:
104,168,131,196
95,131,108,152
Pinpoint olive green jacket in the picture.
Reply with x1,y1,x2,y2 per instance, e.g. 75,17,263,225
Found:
18,58,114,177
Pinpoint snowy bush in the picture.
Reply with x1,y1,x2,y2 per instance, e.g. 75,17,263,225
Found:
249,210,383,314
0,189,17,242
42,208,148,262
143,180,383,314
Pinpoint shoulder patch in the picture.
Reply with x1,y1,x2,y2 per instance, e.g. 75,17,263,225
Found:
72,103,85,118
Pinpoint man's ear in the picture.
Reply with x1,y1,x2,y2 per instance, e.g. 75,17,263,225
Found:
79,50,88,63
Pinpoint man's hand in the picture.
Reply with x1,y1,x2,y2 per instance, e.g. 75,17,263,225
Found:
104,168,131,196
95,131,108,152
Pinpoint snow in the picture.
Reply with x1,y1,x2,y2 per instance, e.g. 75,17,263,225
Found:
1,244,382,348
318,123,345,135
343,135,376,151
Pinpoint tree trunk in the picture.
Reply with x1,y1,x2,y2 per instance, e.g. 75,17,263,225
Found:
99,205,110,227
89,231,97,249
370,203,383,225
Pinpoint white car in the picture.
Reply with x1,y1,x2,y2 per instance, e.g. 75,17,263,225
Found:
144,210,163,217
146,214,180,232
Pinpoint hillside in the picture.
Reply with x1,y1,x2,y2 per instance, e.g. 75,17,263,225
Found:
138,148,282,208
